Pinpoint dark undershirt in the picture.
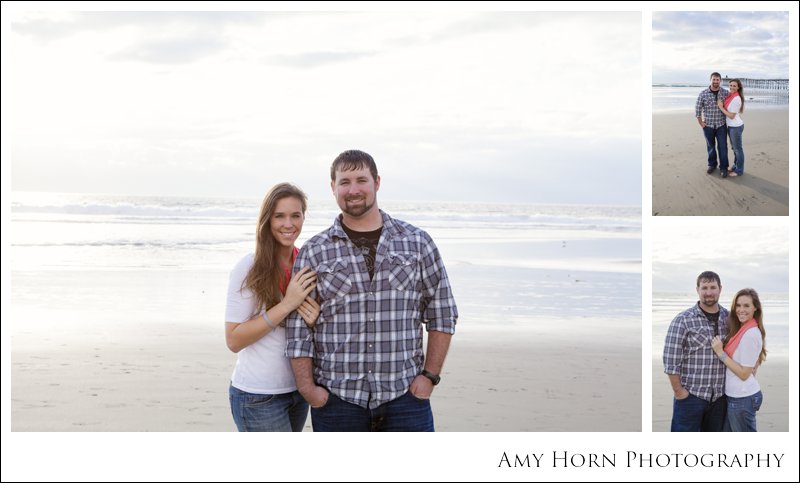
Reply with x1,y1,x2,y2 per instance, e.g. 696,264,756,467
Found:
699,304,721,337
342,223,382,280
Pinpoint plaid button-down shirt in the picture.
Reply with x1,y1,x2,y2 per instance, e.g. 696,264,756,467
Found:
663,302,729,402
695,86,730,129
286,210,458,409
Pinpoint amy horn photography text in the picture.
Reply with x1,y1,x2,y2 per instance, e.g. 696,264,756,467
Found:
498,452,785,469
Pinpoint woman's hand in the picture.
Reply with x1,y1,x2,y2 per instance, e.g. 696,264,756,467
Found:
711,336,724,356
283,267,316,310
298,296,320,329
717,99,724,109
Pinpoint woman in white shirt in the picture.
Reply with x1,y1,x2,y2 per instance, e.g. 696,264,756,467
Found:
225,183,320,431
717,79,746,177
711,288,767,431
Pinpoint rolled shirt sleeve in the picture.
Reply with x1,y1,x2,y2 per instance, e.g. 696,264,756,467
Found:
663,314,686,375
284,246,316,359
418,232,457,334
695,93,704,119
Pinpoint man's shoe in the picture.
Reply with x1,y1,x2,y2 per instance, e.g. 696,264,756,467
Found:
721,170,729,178
707,167,715,174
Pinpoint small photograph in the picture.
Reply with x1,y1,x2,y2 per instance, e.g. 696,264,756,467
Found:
651,219,789,432
652,11,789,216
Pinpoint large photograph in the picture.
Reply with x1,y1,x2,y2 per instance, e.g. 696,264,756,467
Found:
8,11,642,432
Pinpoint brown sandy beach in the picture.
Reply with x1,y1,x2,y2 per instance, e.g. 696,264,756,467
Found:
10,323,641,432
652,109,789,216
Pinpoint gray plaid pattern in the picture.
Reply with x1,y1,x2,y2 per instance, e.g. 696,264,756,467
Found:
286,210,458,409
695,87,730,128
663,303,729,402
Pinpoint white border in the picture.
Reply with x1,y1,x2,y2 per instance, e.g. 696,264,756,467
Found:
2,2,798,482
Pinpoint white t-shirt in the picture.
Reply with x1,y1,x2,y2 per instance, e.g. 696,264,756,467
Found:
225,254,297,395
725,327,762,397
725,95,744,127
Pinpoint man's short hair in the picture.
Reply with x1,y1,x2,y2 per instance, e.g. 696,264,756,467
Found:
330,150,379,182
696,271,721,287
710,72,722,79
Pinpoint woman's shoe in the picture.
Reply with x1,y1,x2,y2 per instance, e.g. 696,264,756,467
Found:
729,172,739,177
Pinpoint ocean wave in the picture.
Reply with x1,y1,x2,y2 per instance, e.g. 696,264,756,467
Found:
11,201,255,220
12,239,247,249
11,194,641,231
652,83,704,88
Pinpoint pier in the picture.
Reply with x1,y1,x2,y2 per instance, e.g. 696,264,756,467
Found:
723,77,789,92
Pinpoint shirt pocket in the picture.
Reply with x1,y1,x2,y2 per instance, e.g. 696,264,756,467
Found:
317,259,353,300
688,328,712,352
386,251,419,291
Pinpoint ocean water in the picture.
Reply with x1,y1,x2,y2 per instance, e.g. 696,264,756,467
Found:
10,192,641,270
653,84,790,113
652,292,789,359
9,192,642,328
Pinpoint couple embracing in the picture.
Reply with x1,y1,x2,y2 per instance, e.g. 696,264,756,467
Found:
664,271,767,432
696,72,746,178
224,149,458,432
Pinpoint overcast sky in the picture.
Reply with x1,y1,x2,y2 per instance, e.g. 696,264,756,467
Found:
5,10,641,205
653,220,790,295
652,11,790,84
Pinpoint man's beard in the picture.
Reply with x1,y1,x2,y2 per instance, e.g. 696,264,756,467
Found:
343,196,374,217
699,295,719,308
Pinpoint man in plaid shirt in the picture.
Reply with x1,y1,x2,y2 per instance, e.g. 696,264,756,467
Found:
695,72,731,177
663,271,728,431
286,149,458,431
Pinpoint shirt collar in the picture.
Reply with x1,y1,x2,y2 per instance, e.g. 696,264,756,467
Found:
330,209,404,240
690,301,726,317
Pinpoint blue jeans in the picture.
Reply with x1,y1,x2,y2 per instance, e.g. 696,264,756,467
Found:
229,384,308,432
727,125,745,175
724,391,762,432
671,393,727,432
703,125,729,171
311,390,434,432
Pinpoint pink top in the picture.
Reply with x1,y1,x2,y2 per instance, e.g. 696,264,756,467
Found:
723,92,740,112
279,246,300,294
724,318,759,358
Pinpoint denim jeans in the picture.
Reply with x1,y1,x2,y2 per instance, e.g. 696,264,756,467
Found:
229,384,308,432
703,125,729,171
311,390,434,432
727,125,745,175
724,391,762,432
671,393,727,432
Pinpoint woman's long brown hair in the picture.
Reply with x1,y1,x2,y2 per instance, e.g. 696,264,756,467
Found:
725,288,767,365
243,183,307,315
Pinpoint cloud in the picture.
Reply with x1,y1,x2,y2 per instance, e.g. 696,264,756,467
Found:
11,12,274,65
11,11,267,42
652,11,790,81
109,35,230,64
265,50,378,68
653,222,789,294
8,11,642,204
